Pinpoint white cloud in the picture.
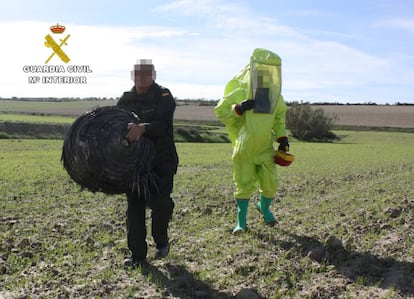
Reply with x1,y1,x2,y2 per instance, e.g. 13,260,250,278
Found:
154,0,245,20
1,0,413,104
380,18,414,34
0,21,207,98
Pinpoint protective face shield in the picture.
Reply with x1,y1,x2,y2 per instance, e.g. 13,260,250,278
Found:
131,59,156,88
249,49,282,114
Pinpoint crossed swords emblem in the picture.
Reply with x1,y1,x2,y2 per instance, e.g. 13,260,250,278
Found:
44,34,71,64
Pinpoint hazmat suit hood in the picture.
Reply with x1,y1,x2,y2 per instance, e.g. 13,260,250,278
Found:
249,48,282,114
215,48,286,146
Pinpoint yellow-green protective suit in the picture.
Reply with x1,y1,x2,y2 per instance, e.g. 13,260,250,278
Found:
215,48,287,199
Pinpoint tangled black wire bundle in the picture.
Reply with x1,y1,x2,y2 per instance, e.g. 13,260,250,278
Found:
61,106,157,197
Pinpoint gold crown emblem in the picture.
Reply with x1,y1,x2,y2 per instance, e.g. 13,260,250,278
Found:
50,23,66,34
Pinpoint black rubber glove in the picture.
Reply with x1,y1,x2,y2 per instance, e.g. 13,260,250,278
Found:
235,99,255,115
277,136,290,152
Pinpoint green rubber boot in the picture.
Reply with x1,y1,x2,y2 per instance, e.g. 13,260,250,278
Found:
233,199,249,234
257,195,277,225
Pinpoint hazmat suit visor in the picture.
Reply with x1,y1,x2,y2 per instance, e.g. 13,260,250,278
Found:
250,63,281,114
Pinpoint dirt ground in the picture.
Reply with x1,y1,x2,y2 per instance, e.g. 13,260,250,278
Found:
175,104,414,128
313,105,414,128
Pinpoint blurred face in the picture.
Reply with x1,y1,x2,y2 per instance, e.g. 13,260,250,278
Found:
131,63,156,94
250,63,281,114
253,68,271,89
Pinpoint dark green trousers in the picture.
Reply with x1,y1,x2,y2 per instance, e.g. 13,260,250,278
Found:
126,163,175,260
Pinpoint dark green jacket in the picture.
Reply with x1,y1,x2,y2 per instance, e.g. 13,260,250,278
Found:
117,83,178,170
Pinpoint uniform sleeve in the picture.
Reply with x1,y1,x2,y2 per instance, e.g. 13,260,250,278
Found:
144,89,175,137
272,95,288,139
116,92,132,110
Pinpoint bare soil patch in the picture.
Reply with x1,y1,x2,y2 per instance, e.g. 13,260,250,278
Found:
175,105,217,121
314,105,414,128
175,104,414,128
1,100,413,128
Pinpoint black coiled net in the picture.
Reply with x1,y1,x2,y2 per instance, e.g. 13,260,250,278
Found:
61,106,157,197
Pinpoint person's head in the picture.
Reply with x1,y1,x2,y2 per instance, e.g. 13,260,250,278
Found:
253,68,271,89
249,48,281,92
131,59,156,94
249,48,282,114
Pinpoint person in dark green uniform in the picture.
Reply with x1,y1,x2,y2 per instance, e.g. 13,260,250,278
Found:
117,59,178,266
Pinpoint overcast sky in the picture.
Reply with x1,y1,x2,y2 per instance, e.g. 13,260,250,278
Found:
1,0,413,103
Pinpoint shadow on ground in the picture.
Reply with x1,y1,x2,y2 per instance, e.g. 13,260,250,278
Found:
253,229,414,297
136,263,263,299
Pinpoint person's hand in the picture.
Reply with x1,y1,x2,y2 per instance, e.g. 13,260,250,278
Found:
235,99,255,115
277,136,289,152
126,122,146,142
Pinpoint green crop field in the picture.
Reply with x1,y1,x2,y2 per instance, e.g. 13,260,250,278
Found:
1,131,413,298
0,100,115,116
0,114,75,124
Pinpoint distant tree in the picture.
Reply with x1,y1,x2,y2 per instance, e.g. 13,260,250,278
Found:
286,102,338,141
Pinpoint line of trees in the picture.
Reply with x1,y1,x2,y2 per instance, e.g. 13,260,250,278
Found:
1,97,413,106
0,97,117,102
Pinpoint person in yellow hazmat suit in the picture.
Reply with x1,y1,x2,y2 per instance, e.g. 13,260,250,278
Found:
215,48,290,234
